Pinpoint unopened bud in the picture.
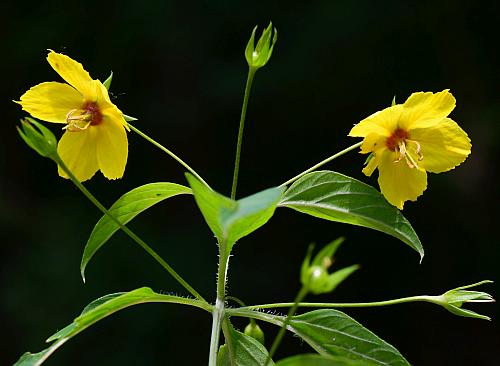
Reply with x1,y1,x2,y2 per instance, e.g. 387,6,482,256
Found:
244,321,265,345
17,118,58,159
245,22,277,69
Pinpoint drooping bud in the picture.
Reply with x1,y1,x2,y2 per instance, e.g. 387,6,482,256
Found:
17,118,58,159
245,22,277,69
244,321,265,345
429,280,495,320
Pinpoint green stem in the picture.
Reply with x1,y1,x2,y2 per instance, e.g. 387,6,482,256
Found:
128,123,210,189
239,295,435,310
265,285,309,365
231,67,257,199
280,141,363,187
55,156,207,303
208,240,230,366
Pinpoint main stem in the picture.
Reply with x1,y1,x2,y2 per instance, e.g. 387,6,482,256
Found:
128,123,211,189
231,67,257,199
280,141,363,187
55,156,206,303
208,241,230,366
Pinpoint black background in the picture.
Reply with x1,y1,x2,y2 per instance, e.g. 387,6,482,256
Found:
1,0,498,365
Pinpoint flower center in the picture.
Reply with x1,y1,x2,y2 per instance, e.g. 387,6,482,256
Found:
386,128,423,168
64,101,103,132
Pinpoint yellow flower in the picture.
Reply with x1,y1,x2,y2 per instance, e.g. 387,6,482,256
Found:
18,51,128,182
349,90,471,209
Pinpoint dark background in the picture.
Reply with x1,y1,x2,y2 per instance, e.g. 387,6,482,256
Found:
1,0,498,365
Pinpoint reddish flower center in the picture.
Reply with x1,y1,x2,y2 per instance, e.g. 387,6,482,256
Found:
385,128,409,151
65,101,103,132
83,101,103,126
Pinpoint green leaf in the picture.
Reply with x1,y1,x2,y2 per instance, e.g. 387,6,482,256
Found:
276,354,376,366
279,171,423,260
186,173,284,250
13,288,210,366
288,309,410,366
219,328,275,366
186,173,235,241
80,182,191,281
220,186,285,249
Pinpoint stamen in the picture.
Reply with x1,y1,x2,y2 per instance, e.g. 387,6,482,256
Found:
64,102,103,132
394,141,420,169
64,109,92,131
406,139,424,161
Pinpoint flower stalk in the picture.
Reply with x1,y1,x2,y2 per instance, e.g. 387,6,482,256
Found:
55,154,207,303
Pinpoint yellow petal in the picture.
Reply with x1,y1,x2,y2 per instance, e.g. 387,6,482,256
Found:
18,82,83,123
410,118,471,173
377,149,428,209
47,51,95,100
360,133,386,154
399,90,456,130
95,80,129,130
57,129,99,182
349,105,402,138
95,117,128,180
362,153,379,176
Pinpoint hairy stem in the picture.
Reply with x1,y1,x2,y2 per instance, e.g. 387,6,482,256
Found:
231,67,257,199
55,156,206,303
280,141,363,187
208,241,230,365
128,123,210,189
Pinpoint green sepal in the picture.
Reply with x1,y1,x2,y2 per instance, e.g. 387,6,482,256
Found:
123,114,138,121
431,280,495,320
245,22,277,69
300,238,359,295
17,118,58,160
391,95,396,106
103,71,113,90
309,264,360,295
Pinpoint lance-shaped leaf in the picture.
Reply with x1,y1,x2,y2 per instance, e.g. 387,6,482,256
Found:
276,354,376,366
187,173,284,250
81,182,191,281
14,288,210,366
287,309,410,366
218,328,275,366
227,308,409,366
279,171,423,259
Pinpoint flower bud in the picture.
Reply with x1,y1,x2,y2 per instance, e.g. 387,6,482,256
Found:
300,238,359,295
244,321,265,345
245,22,277,69
434,280,495,320
17,118,58,159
